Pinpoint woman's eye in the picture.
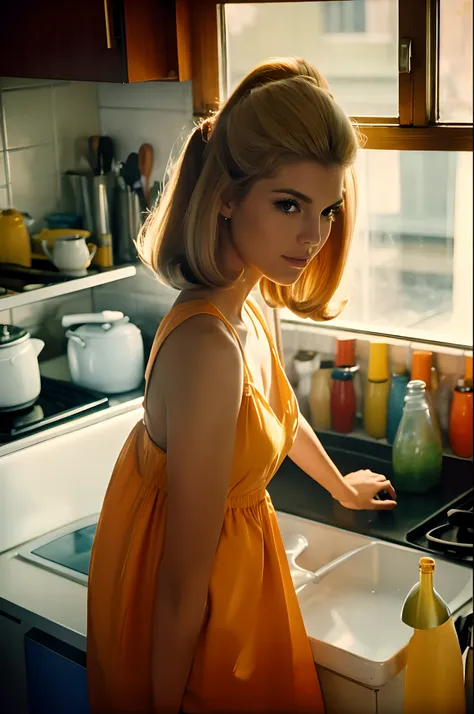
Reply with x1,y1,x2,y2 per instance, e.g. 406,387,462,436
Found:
275,199,300,215
322,205,342,222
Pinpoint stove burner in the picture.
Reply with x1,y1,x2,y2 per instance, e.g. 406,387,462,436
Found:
406,491,473,563
0,377,109,443
426,508,473,552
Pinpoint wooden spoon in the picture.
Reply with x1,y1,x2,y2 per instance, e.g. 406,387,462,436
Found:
138,143,154,208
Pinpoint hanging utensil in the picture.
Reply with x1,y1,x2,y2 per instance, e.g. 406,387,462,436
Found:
122,152,147,213
88,136,100,176
138,143,154,209
99,136,115,175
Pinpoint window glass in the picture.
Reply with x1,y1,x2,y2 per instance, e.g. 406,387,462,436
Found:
224,1,399,117
282,151,473,347
439,0,473,123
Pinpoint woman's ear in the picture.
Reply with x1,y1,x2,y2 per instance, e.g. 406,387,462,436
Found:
219,200,234,221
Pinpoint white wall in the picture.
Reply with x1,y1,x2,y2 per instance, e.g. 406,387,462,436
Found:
97,80,194,184
0,78,100,229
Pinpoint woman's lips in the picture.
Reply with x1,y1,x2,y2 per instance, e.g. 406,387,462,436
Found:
282,255,310,268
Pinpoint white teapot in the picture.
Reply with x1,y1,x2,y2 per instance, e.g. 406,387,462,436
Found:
42,235,97,276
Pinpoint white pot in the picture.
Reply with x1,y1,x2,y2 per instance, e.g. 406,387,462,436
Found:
62,311,145,394
0,324,45,410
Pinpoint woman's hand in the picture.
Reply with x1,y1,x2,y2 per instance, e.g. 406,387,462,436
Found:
338,470,397,511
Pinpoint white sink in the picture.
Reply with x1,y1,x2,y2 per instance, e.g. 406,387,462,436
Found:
276,512,473,689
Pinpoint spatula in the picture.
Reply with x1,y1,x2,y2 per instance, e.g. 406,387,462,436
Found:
138,143,154,208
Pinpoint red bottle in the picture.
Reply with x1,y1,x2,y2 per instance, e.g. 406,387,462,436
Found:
331,367,356,434
449,381,473,458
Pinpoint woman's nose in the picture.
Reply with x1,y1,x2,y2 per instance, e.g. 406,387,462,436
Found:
298,219,323,248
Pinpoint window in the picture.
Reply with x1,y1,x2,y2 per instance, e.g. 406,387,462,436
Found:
321,0,366,34
182,1,472,346
213,0,473,347
224,1,399,117
439,0,473,123
324,150,473,347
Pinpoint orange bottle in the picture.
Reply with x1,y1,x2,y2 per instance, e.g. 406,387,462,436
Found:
411,351,432,390
449,380,473,458
464,353,473,388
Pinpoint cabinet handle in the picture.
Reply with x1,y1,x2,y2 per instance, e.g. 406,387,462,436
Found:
104,0,114,50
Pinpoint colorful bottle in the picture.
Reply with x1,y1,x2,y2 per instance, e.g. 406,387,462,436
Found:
401,557,466,714
293,350,318,421
411,350,433,390
449,380,473,458
411,349,442,440
335,338,356,367
331,367,356,434
309,359,334,431
464,352,473,388
386,372,410,444
363,342,390,439
392,380,443,493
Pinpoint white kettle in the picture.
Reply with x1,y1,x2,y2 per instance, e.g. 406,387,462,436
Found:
62,311,144,394
0,324,45,410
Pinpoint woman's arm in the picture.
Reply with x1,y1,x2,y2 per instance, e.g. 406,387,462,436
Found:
288,411,397,510
148,316,244,714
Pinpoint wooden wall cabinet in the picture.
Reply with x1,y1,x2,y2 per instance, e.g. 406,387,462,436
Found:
0,0,192,83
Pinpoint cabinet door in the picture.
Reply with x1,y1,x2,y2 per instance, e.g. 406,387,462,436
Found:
316,665,377,714
0,0,126,82
24,628,90,714
0,609,30,714
0,0,181,83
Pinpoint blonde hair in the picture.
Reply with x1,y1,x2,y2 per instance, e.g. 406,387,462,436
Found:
137,57,360,321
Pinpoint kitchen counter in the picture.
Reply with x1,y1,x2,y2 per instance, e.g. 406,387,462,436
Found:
269,431,473,564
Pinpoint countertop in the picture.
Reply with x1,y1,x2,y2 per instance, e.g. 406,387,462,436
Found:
269,431,473,563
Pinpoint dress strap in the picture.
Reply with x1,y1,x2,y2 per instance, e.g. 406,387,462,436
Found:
144,299,252,403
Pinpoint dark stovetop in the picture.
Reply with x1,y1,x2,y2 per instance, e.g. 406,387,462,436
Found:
0,377,109,444
269,430,473,566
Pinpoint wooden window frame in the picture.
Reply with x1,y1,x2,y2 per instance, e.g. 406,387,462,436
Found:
187,0,473,151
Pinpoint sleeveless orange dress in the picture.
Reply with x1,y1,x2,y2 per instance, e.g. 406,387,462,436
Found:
87,298,324,714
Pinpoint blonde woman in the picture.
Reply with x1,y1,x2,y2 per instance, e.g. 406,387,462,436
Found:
87,57,397,714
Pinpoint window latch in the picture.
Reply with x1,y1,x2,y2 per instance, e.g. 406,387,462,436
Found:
399,38,412,74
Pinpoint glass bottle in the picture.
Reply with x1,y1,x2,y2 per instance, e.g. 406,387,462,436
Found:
392,380,443,493
293,350,318,421
386,372,410,444
449,380,473,458
363,342,390,439
309,359,334,431
331,367,357,434
401,557,466,714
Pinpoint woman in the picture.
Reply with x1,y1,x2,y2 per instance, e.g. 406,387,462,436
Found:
87,57,397,714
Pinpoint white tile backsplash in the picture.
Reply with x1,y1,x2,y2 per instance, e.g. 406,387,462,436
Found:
11,290,93,359
0,79,99,228
8,144,58,226
98,81,193,113
0,308,12,324
99,107,193,182
0,78,61,90
52,82,99,172
0,153,6,185
3,86,55,149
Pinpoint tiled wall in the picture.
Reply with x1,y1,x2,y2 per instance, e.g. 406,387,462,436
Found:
0,78,100,230
97,80,194,184
0,79,192,355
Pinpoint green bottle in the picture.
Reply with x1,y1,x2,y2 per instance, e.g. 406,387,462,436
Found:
392,380,442,493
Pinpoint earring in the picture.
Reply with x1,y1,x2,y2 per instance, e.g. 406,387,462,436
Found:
224,216,230,222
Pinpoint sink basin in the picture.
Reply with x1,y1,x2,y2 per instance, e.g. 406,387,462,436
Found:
276,510,370,573
298,540,472,687
275,511,472,688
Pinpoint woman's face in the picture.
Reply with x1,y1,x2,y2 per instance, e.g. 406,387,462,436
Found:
221,160,345,286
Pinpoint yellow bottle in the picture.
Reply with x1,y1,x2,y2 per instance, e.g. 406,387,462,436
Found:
364,342,390,439
401,557,466,714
